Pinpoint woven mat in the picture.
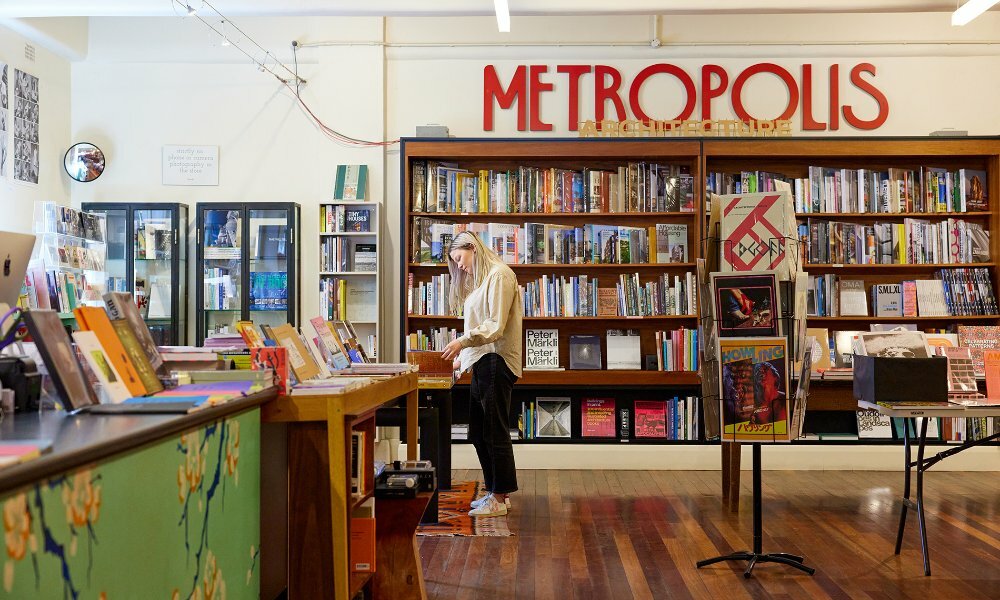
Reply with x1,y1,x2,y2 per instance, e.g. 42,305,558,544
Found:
416,481,513,537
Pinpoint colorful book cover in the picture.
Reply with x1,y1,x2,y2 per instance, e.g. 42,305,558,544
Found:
524,329,560,370
569,335,601,370
720,337,790,443
104,291,165,371
633,400,667,438
961,168,988,212
873,283,902,317
251,346,290,394
983,349,1000,400
581,398,616,437
22,310,98,410
74,306,149,396
657,223,688,263
710,271,779,337
345,209,371,232
72,330,132,404
856,408,893,439
270,323,321,382
957,325,1000,376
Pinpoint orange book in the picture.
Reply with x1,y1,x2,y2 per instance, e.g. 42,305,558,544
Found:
350,517,376,573
73,306,152,396
984,350,1000,401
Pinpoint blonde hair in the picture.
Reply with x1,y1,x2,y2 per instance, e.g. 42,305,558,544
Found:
447,231,506,313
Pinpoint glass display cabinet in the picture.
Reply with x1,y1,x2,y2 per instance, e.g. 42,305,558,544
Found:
81,202,189,345
195,202,301,346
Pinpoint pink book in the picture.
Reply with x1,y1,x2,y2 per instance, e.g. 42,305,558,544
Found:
902,281,918,317
581,398,616,438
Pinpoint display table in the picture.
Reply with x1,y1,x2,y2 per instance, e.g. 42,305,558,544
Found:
860,400,1000,576
0,388,277,598
261,372,421,600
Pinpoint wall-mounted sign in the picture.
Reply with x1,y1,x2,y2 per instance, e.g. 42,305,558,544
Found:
578,118,793,138
484,62,889,133
162,145,219,186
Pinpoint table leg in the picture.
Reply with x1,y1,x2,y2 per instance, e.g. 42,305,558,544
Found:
916,417,931,576
406,388,419,461
894,417,912,555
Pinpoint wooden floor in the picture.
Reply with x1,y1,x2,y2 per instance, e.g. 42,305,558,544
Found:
418,469,1000,600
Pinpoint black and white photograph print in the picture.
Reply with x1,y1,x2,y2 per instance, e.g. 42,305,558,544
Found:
857,331,931,359
13,68,39,185
0,62,7,178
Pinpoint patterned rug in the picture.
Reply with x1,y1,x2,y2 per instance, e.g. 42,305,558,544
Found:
416,481,514,537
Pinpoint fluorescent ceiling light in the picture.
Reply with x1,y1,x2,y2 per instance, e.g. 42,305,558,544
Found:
952,0,999,26
494,0,510,32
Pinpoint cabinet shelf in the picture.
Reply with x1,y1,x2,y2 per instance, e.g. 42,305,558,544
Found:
795,211,992,219
456,369,700,387
320,231,375,236
408,314,696,321
408,262,696,270
803,262,995,271
409,211,697,220
808,315,999,322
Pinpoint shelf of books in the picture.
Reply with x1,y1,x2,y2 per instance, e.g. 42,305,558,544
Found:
21,202,109,318
319,165,379,359
401,139,706,444
704,137,1000,444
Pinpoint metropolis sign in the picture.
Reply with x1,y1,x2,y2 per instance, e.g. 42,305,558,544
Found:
483,62,889,133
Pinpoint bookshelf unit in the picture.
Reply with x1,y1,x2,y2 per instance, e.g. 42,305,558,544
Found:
400,138,705,444
82,202,189,345
703,137,1000,442
319,200,379,359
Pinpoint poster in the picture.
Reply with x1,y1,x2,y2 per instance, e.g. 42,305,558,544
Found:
0,62,8,178
719,337,790,443
13,68,39,184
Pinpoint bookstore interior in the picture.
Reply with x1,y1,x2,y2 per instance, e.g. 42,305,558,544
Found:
1,4,1000,599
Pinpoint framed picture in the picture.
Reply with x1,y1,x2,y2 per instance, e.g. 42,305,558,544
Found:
711,270,779,337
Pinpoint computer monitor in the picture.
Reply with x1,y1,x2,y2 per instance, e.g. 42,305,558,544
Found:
0,231,37,307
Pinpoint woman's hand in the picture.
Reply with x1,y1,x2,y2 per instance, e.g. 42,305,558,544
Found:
441,339,464,361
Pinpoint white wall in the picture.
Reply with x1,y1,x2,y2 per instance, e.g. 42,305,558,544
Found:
62,12,1000,353
0,20,73,235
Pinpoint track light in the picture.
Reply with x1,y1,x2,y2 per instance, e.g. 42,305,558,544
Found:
952,0,999,25
494,0,510,32
220,20,231,46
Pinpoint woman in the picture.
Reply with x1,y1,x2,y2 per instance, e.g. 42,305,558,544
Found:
441,231,523,517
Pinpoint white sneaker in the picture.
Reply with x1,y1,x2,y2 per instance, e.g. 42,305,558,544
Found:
468,494,507,517
471,494,512,511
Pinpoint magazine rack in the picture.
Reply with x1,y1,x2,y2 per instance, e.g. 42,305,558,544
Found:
695,238,815,578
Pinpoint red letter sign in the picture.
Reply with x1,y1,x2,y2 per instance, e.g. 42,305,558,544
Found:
483,65,527,131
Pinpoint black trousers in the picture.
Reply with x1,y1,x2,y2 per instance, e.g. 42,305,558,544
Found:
469,353,518,494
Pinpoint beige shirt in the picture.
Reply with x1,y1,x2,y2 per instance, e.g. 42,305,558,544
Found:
458,262,523,377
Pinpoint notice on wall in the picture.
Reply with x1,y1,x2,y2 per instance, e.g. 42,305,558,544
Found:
13,68,39,184
162,144,219,186
0,63,8,179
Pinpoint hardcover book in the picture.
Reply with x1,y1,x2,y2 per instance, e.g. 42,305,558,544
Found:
524,329,561,370
255,224,287,258
606,329,640,370
581,398,616,438
354,243,377,272
838,280,868,316
597,287,619,316
270,323,321,382
345,209,371,232
856,408,893,439
656,223,688,264
960,168,988,212
915,280,949,317
309,316,351,370
857,331,931,359
203,209,241,259
251,345,290,394
719,337,790,443
710,271,779,337
633,400,667,438
569,335,601,370
73,306,149,396
943,347,978,393
104,291,165,372
72,330,132,404
535,397,572,437
334,164,369,200
873,283,902,317
23,310,98,410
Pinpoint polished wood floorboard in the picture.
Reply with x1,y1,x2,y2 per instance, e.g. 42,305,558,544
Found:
418,470,1000,600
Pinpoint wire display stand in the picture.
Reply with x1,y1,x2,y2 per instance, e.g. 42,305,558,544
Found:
696,229,816,578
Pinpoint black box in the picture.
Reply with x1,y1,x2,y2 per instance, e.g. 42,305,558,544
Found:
852,355,947,404
376,466,436,493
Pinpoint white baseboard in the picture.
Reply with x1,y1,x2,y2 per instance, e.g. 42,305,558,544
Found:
402,443,1000,471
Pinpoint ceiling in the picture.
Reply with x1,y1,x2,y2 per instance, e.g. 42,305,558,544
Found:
0,0,971,18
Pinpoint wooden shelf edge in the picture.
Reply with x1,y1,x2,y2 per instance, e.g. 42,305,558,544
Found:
409,211,698,218
807,315,999,321
350,572,374,597
795,212,992,218
407,315,697,321
408,262,696,269
804,263,996,269
456,369,700,386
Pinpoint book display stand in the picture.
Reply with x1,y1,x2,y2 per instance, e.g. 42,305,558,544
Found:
696,234,815,578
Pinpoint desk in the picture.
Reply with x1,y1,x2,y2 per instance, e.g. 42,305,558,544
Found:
262,372,421,600
860,400,1000,576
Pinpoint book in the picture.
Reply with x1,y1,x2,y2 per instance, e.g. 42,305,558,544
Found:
535,397,571,437
350,517,376,573
984,350,1000,400
581,398,616,437
345,209,371,232
104,291,165,372
73,306,149,396
719,191,794,279
23,310,98,411
957,325,1000,376
901,281,918,317
270,323,321,382
633,400,667,438
255,225,287,258
960,168,988,212
569,335,601,370
926,333,959,355
833,330,862,368
345,279,377,323
873,283,902,317
309,317,351,370
354,243,377,272
720,337,790,443
606,329,640,370
334,164,369,200
943,347,978,393
596,288,619,316
0,440,53,468
857,331,931,358
838,280,868,316
72,330,132,404
203,209,241,259
710,271,779,337
524,329,561,370
655,223,688,263
856,408,893,439
915,280,949,317
789,345,812,440
251,346,290,394
618,407,630,441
